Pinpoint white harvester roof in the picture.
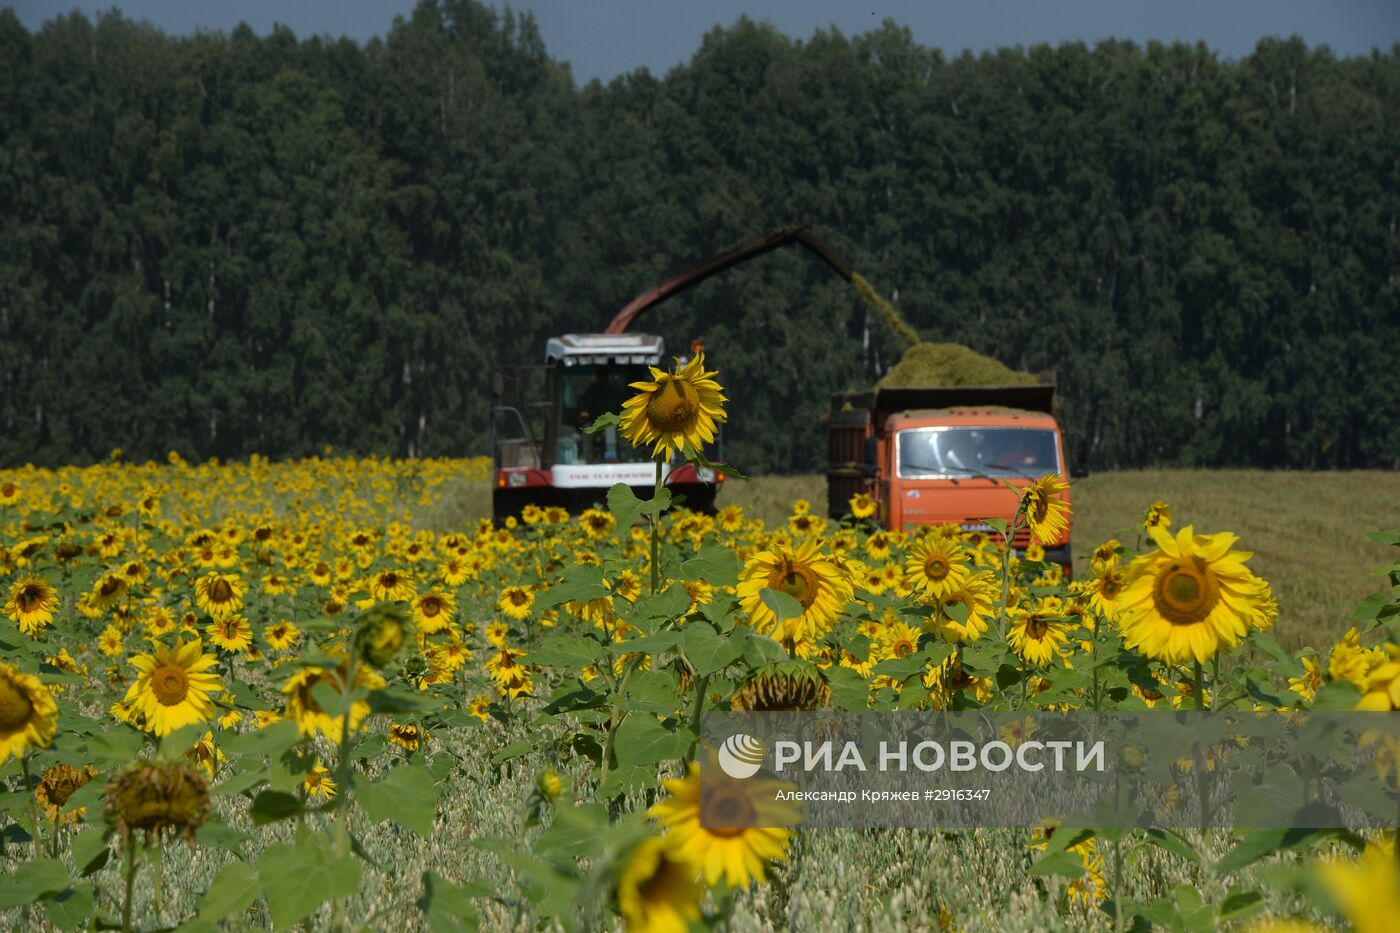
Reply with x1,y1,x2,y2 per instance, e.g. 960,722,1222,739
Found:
545,333,665,366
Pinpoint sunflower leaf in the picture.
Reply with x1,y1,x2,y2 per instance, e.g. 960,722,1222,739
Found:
249,790,304,825
256,829,361,931
82,727,143,767
612,714,693,768
417,872,481,933
1027,850,1085,878
0,858,70,908
357,764,438,837
760,588,804,622
198,861,262,923
606,483,643,529
683,624,744,676
680,544,741,587
582,412,620,435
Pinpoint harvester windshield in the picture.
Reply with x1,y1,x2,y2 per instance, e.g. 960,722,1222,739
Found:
896,427,1060,480
558,363,638,464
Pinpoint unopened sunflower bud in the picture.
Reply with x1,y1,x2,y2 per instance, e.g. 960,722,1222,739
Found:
355,603,410,668
537,770,562,800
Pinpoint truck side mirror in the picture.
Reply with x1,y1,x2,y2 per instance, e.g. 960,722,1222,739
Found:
491,370,505,399
1071,462,1091,480
863,437,877,464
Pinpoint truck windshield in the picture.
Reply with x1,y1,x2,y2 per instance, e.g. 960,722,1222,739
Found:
896,427,1060,479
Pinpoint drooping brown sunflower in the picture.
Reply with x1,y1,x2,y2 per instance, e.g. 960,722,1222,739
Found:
619,352,727,458
36,763,98,824
105,761,210,842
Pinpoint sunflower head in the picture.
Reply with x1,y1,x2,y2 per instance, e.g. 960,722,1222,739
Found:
614,836,705,933
0,661,59,764
732,660,830,712
36,764,99,823
1117,525,1264,665
619,353,727,458
106,761,211,842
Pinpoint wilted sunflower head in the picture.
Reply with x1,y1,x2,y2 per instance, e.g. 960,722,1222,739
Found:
106,761,211,842
36,763,98,823
732,660,830,712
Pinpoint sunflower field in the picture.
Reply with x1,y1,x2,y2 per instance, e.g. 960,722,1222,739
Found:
2,360,1399,932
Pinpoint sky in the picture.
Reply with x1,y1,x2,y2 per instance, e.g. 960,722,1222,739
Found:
9,0,1399,85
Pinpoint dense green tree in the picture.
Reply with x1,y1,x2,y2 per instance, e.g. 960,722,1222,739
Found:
0,4,1396,472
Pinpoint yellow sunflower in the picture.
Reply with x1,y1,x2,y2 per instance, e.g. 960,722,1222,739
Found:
1021,474,1072,545
848,492,877,519
412,590,455,634
281,664,382,744
1117,525,1265,665
369,569,415,602
207,615,253,653
615,835,705,933
304,761,336,801
0,660,58,764
1008,600,1075,666
647,764,794,888
877,621,923,661
124,639,223,737
264,621,301,653
1143,500,1172,531
619,352,727,458
904,536,970,600
498,585,534,620
4,575,60,635
737,539,853,646
91,572,128,611
1086,563,1126,622
933,570,997,642
194,572,244,620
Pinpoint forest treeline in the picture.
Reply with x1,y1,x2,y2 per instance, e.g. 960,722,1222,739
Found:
1,2,1397,473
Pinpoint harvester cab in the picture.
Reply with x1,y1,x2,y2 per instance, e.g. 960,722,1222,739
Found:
490,334,722,520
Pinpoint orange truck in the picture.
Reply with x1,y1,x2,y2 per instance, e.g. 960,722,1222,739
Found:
825,383,1076,575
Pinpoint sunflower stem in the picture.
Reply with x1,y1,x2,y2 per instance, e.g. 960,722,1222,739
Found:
650,457,663,595
683,672,710,766
20,755,43,863
121,831,138,933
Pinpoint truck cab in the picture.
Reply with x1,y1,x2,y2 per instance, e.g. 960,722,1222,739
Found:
827,384,1073,575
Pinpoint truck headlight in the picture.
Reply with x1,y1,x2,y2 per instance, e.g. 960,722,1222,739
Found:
696,467,716,482
507,472,527,488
